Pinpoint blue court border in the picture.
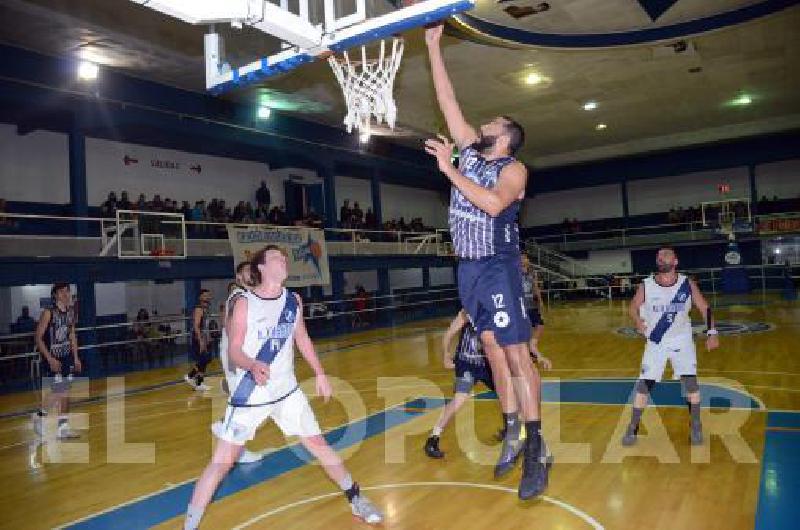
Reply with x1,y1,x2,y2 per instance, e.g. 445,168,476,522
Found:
59,378,785,529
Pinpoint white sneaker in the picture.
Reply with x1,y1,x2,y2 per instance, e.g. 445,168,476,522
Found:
184,375,197,389
237,448,270,464
57,425,80,440
351,494,383,524
31,413,43,437
195,383,211,392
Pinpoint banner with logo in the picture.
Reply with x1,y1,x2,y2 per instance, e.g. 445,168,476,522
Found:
227,226,330,287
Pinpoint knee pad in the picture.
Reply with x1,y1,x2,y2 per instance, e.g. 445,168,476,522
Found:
680,375,700,394
453,372,475,395
635,379,656,394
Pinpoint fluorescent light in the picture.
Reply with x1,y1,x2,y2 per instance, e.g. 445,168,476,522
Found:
730,94,752,106
583,101,598,111
359,132,370,144
525,72,544,85
256,106,271,120
595,123,607,131
77,61,99,81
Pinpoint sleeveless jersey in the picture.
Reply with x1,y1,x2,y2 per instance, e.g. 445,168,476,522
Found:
193,304,209,344
220,286,247,378
45,306,74,359
641,274,693,345
455,321,487,368
522,270,536,311
449,146,521,259
227,289,299,405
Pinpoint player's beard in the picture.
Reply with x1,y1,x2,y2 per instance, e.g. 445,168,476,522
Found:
656,262,675,273
474,133,499,153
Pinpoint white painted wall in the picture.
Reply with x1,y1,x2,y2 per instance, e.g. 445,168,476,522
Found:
429,267,455,286
380,183,447,227
336,176,372,213
628,167,749,215
756,160,800,200
8,284,76,323
523,184,622,226
390,268,422,291
0,124,69,203
578,250,633,275
343,270,378,295
85,138,277,207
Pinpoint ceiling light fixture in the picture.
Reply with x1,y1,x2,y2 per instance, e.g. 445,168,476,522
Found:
77,61,99,81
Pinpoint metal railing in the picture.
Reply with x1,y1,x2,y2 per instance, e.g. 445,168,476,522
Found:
0,212,447,258
529,211,800,252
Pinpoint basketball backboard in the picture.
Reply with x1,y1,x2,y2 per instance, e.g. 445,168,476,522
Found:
129,0,475,93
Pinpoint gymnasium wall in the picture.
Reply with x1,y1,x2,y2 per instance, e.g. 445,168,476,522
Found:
335,176,373,213
85,138,275,207
755,160,800,199
379,183,448,227
522,184,623,226
577,250,633,275
0,124,69,203
627,167,750,215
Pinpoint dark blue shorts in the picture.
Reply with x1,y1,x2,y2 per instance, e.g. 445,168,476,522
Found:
528,307,544,327
190,342,211,368
457,253,531,347
41,355,74,392
454,358,495,393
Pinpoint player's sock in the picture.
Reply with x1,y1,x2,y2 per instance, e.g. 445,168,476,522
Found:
184,504,205,530
432,425,443,437
629,407,644,430
524,420,542,456
340,475,360,501
689,402,701,428
503,412,521,440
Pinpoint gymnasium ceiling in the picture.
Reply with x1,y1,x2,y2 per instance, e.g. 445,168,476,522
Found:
0,0,798,168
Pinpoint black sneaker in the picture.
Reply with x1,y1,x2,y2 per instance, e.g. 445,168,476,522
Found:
494,435,523,478
424,436,444,459
519,439,548,500
622,423,640,446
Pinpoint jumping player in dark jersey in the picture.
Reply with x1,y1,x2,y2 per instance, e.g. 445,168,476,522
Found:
185,289,212,391
33,283,81,440
425,24,548,499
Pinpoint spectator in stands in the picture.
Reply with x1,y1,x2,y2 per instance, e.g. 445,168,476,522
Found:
15,306,36,332
256,181,271,213
365,207,376,230
136,194,147,210
340,200,352,228
268,206,281,225
352,202,364,228
668,207,678,224
118,191,132,211
101,192,118,218
181,201,192,219
245,202,255,222
133,308,150,357
0,198,13,231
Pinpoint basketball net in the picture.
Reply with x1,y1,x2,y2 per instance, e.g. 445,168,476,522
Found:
328,38,404,135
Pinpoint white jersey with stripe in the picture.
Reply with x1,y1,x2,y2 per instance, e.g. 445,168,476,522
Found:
220,286,247,380
640,274,693,345
227,289,298,404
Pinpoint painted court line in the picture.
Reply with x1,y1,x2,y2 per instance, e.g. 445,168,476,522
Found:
233,482,605,530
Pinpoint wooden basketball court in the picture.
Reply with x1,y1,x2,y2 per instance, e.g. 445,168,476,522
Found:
0,295,797,529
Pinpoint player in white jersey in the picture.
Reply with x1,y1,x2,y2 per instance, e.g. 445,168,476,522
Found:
623,247,719,446
184,245,383,529
217,262,271,464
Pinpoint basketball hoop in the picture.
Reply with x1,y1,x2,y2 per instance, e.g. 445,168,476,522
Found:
328,37,404,135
